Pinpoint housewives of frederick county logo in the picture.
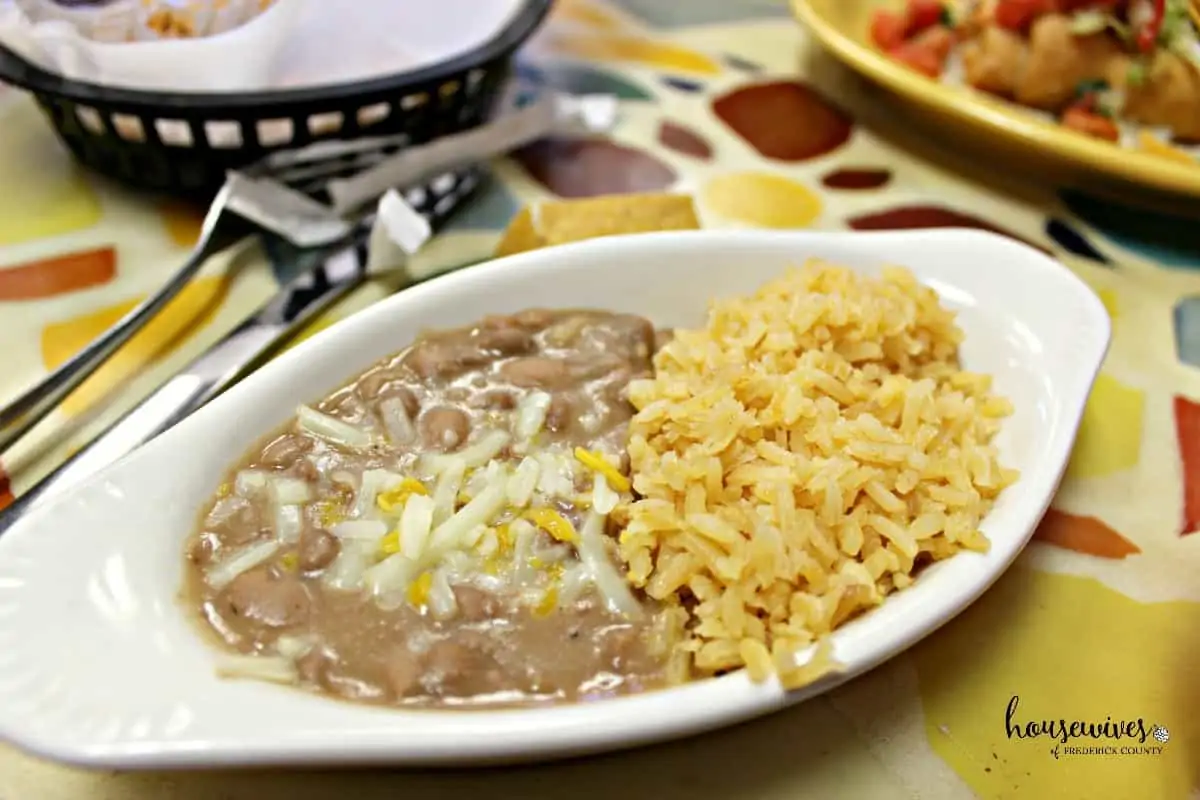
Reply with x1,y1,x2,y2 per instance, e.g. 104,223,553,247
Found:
1005,695,1170,760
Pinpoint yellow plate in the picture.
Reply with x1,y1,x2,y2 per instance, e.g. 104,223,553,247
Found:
792,0,1200,199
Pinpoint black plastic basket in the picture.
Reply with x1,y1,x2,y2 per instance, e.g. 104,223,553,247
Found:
0,0,551,199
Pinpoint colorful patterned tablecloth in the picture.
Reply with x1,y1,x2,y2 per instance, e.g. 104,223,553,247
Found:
1,1,1198,797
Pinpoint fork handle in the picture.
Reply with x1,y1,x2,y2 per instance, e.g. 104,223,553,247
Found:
0,194,246,457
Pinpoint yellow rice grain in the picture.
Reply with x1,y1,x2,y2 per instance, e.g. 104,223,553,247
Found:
621,260,1017,687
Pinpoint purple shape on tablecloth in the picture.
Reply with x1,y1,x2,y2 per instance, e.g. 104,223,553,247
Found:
662,76,704,93
513,138,678,197
658,121,713,160
724,54,762,72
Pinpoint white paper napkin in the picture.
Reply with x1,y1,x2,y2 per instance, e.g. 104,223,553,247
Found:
0,0,527,94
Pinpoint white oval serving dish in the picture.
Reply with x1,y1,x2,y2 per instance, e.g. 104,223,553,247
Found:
0,230,1110,770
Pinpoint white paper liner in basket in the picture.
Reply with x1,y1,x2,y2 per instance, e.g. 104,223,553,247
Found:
12,0,278,43
0,0,527,94
0,0,303,91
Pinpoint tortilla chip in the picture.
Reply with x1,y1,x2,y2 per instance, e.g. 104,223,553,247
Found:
495,193,700,257
495,207,544,257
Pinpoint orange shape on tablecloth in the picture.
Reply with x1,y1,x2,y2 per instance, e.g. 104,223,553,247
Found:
914,565,1199,800
536,32,721,75
549,0,629,30
0,461,12,512
1065,374,1145,480
713,81,853,162
0,247,116,301
159,200,207,247
702,172,823,228
1033,508,1141,559
41,276,228,416
1173,395,1200,536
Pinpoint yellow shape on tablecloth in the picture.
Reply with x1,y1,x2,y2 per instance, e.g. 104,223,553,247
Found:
1065,373,1144,479
1095,287,1119,320
41,276,229,415
914,566,1199,800
282,312,340,354
539,32,721,75
159,200,207,247
550,0,628,29
1136,132,1197,166
0,107,101,247
702,172,823,228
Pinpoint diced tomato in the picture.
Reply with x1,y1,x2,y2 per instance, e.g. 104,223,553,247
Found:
906,0,947,34
912,25,954,61
1135,0,1166,53
1052,0,1119,11
994,0,1051,31
1062,106,1120,141
889,39,946,78
870,9,910,50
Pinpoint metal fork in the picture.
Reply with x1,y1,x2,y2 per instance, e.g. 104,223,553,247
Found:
0,91,619,459
0,132,411,457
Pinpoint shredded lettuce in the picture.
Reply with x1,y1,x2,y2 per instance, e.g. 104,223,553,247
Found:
427,568,458,620
577,511,643,619
274,504,304,544
428,479,509,555
514,391,552,441
321,539,376,591
331,519,388,540
399,493,435,559
1070,9,1130,38
296,405,374,451
234,470,268,498
268,476,312,506
505,457,541,508
420,429,510,475
591,474,620,515
214,653,298,684
378,396,415,446
205,539,281,590
430,459,467,526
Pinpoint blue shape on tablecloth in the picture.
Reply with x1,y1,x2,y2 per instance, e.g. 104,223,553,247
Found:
444,178,521,232
515,61,546,85
610,0,787,27
1061,190,1200,270
544,64,654,100
1045,218,1111,265
1174,297,1200,369
662,76,705,93
262,233,327,286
